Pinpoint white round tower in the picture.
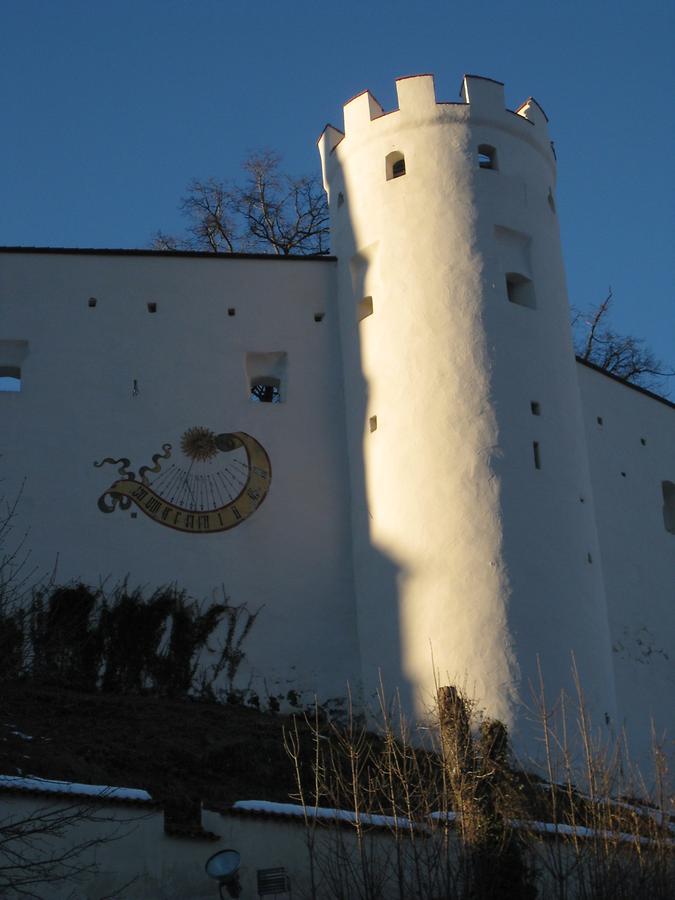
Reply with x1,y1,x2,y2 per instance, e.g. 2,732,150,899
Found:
319,74,617,746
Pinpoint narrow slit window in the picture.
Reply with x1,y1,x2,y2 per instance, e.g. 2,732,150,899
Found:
0,366,21,392
530,401,541,416
369,415,378,433
337,192,345,207
386,151,406,181
478,145,497,170
662,481,675,535
533,441,541,470
506,273,536,309
358,296,373,321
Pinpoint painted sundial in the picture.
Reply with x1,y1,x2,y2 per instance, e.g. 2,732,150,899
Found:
94,427,271,534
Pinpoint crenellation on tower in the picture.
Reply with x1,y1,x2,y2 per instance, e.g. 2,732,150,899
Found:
394,73,437,116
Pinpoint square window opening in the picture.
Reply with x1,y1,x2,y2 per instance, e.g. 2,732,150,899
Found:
506,273,536,309
0,366,21,392
246,351,287,403
478,144,498,170
88,297,97,308
147,302,157,313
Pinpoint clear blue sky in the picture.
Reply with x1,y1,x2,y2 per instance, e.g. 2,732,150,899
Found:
1,0,673,371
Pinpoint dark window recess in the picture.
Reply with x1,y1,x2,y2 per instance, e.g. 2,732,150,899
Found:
640,437,647,446
478,145,498,170
597,416,604,426
587,552,593,564
663,481,675,535
250,377,281,404
369,415,378,433
506,273,536,309
88,297,97,308
314,312,325,322
0,366,21,392
533,441,541,470
386,151,406,181
337,191,345,207
530,401,541,416
621,472,627,478
147,302,157,313
228,308,236,317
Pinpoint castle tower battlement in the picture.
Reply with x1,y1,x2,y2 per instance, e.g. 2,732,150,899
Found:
319,74,618,745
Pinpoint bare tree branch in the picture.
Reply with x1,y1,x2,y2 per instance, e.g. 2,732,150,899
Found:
152,150,329,256
572,289,674,396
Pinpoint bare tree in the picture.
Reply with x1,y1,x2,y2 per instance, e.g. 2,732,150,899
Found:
153,151,329,256
573,289,674,396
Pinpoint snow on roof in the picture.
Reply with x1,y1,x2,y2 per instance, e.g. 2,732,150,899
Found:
232,800,674,846
0,774,153,803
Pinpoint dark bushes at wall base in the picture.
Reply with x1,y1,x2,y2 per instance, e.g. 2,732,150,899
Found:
2,582,257,698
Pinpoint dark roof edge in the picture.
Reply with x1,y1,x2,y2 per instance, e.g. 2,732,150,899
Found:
576,357,675,411
0,246,337,263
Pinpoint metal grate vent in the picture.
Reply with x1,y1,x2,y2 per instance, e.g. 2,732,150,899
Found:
257,866,291,896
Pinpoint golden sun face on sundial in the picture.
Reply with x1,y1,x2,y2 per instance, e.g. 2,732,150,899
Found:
94,427,272,534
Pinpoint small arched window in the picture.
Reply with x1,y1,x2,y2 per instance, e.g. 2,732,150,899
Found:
386,151,406,181
478,145,497,170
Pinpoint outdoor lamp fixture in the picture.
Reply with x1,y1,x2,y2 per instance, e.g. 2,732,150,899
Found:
205,848,242,898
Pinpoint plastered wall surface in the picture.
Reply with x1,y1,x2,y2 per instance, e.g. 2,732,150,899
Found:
577,363,675,749
0,251,361,706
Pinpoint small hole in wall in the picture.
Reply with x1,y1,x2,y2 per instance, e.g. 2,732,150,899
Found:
337,192,344,207
640,437,646,446
88,297,97,308
621,472,627,478
580,496,585,503
358,296,373,322
597,416,603,426
533,442,541,470
147,302,157,313
369,415,378,433
587,552,593,564
130,512,138,519
530,401,541,416
228,308,236,317
314,312,325,322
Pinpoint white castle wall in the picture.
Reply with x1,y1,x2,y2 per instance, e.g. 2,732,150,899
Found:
0,72,672,757
577,362,675,749
0,249,361,706
319,74,618,745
